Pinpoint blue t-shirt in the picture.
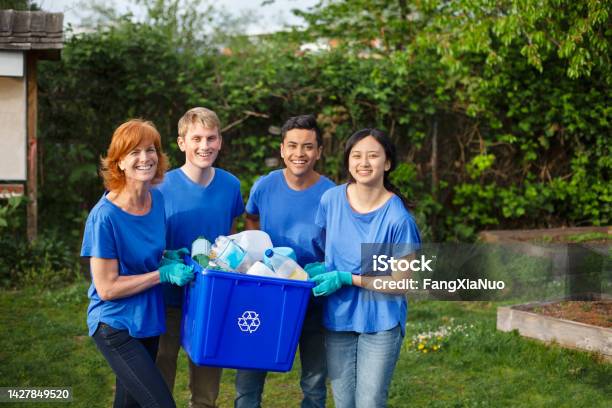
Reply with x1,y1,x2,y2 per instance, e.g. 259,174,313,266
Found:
81,189,166,338
156,167,245,306
246,169,335,266
315,184,421,336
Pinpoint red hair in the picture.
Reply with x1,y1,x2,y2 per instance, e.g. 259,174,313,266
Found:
100,119,169,192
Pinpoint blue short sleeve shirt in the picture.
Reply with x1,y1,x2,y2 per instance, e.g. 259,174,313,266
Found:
315,184,421,335
246,169,335,266
81,189,167,338
156,168,245,306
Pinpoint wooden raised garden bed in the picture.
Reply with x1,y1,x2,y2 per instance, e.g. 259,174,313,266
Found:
497,299,612,361
483,227,611,359
479,226,610,300
479,226,609,245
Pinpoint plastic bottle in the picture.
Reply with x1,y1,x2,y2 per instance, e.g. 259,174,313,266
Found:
236,252,256,273
262,247,296,269
272,247,297,261
191,236,212,257
227,230,273,262
209,236,254,272
190,237,212,269
246,261,277,278
263,249,308,281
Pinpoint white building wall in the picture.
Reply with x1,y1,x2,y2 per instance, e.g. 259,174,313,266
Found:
0,75,27,180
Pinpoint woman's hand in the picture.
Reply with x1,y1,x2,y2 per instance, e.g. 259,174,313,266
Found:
163,248,190,261
311,271,353,296
159,263,195,286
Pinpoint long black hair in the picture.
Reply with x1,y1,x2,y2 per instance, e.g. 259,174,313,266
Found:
343,128,415,211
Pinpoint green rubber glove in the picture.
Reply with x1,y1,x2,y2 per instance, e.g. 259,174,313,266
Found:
311,271,353,297
304,262,327,278
163,248,190,261
159,263,195,286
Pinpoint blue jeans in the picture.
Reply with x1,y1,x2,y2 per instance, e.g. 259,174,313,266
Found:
326,325,402,408
93,323,176,408
234,302,327,408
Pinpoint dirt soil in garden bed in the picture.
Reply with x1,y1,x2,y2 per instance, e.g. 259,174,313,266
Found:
512,232,610,245
525,301,612,328
479,227,610,245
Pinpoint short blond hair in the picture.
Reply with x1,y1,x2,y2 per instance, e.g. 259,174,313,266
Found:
178,107,221,138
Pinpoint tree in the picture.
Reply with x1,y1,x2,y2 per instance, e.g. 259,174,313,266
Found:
0,0,39,10
34,0,611,244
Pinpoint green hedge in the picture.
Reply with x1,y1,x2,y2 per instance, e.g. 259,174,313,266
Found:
33,0,610,247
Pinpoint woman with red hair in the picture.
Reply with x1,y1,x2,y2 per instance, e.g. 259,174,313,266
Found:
81,119,194,407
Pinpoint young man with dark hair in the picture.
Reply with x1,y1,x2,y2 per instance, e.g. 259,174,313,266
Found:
235,114,334,408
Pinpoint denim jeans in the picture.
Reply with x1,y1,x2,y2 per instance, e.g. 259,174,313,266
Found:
234,302,327,408
92,322,175,408
325,325,402,408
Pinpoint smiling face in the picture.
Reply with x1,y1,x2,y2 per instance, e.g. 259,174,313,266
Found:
280,128,322,178
117,141,159,184
348,135,390,187
178,123,222,170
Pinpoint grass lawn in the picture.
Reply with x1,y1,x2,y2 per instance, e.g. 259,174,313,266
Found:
0,281,610,407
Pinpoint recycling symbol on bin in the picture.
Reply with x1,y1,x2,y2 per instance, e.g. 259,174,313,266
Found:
237,311,261,333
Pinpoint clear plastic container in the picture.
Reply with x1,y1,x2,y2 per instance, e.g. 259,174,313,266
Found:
227,230,273,262
246,261,277,278
191,237,212,257
263,249,308,281
262,247,296,268
209,236,254,273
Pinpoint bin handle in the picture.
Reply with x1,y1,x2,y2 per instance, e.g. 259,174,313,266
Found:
183,254,204,274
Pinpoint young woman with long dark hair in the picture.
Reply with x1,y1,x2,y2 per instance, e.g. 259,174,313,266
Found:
311,128,421,408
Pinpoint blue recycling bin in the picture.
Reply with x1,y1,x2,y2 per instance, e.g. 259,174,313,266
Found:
180,256,315,372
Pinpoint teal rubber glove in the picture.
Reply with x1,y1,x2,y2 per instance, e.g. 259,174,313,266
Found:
304,262,326,279
159,256,181,267
163,248,190,261
159,263,195,286
311,271,353,296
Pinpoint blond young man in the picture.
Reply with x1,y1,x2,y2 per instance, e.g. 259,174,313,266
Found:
156,107,244,408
